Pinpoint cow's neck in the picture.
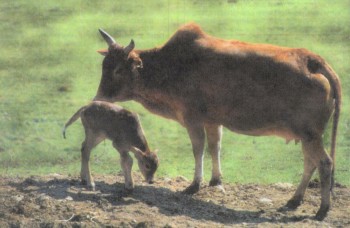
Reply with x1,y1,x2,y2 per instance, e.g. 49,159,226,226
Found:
132,48,180,121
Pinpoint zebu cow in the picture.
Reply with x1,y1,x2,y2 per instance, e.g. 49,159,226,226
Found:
63,101,159,192
93,23,341,220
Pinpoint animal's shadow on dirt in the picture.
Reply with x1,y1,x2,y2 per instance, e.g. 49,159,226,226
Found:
9,176,311,225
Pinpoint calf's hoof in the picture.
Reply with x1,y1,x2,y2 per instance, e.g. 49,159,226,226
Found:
315,206,329,221
209,178,222,187
182,182,200,195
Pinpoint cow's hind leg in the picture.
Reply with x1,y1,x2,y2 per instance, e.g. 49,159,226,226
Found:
205,124,223,187
286,147,316,209
80,130,104,191
290,137,332,220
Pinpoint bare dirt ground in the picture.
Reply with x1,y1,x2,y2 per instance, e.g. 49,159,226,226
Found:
0,173,349,227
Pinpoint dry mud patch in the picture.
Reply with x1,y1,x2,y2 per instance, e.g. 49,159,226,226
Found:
0,173,349,227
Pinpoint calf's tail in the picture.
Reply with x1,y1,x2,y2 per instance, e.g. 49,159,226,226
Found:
62,106,86,139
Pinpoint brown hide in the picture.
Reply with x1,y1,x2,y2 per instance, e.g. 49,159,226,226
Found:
81,102,149,152
94,23,341,220
63,101,159,190
97,23,339,140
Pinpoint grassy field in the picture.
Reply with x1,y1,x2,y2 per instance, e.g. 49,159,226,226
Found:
0,0,349,186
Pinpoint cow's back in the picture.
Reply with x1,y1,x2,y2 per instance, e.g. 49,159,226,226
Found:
139,23,334,138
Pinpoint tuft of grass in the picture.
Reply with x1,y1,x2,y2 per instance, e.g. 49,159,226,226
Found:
0,0,349,186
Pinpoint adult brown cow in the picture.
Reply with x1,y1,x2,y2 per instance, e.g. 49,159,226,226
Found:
94,23,341,220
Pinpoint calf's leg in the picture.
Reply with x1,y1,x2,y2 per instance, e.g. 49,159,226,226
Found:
80,130,104,191
114,144,134,192
205,124,223,186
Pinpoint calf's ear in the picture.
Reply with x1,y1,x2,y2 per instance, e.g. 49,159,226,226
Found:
97,49,108,56
130,146,145,157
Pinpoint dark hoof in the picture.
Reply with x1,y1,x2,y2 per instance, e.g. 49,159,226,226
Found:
286,199,302,210
278,199,301,212
315,206,329,221
81,180,95,191
118,188,133,197
124,187,134,195
81,179,87,185
209,178,222,187
182,183,200,195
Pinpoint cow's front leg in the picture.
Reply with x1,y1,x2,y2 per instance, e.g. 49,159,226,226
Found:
205,124,223,187
183,122,205,194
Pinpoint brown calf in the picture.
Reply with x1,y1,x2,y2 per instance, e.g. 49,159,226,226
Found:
63,101,159,192
93,23,341,220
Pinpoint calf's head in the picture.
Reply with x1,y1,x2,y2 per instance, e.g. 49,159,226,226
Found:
131,147,159,184
94,29,142,102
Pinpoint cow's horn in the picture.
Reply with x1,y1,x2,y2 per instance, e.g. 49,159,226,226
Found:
99,28,116,46
124,39,135,55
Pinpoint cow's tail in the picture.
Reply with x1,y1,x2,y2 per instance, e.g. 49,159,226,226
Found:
62,106,86,139
313,58,342,193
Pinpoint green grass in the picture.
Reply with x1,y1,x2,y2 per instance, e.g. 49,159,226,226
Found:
0,0,349,186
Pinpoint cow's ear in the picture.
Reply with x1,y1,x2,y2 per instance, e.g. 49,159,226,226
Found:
134,58,143,69
97,49,108,56
128,52,143,69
